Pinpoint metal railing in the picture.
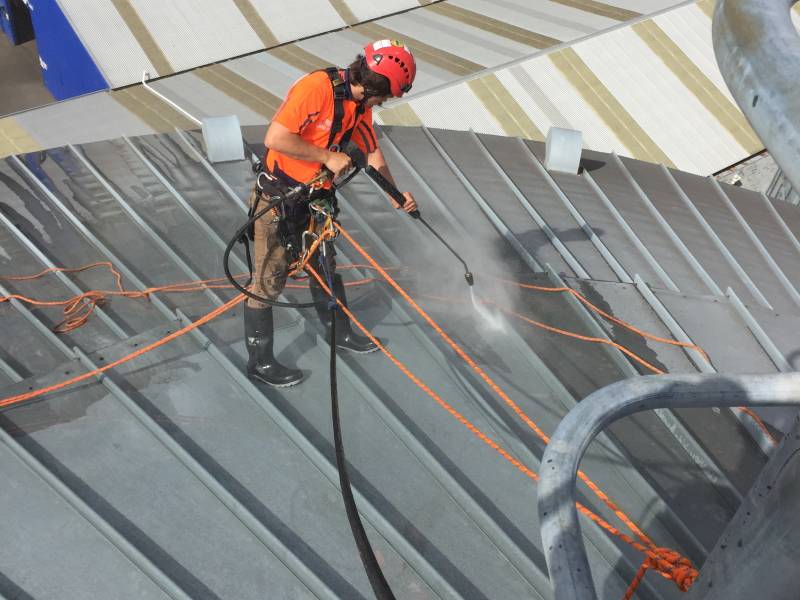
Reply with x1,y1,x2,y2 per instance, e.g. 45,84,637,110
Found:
713,0,800,194
537,373,800,599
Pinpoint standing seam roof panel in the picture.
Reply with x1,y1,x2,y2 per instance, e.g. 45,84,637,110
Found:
622,157,762,304
672,171,800,315
580,148,710,295
726,188,800,295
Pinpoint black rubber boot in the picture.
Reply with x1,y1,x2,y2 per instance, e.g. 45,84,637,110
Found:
244,305,304,387
310,274,380,354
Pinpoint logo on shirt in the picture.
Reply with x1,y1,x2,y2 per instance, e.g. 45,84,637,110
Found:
314,118,333,133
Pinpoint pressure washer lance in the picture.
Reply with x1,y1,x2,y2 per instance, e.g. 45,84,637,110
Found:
364,166,475,287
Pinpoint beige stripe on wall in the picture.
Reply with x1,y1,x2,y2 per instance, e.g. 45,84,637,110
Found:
633,20,762,154
357,22,484,76
426,3,559,49
551,48,676,167
549,0,640,22
696,0,715,18
0,117,40,158
328,0,358,25
109,0,173,77
269,45,331,74
376,104,423,127
195,65,282,119
231,0,279,48
112,86,197,132
468,75,544,140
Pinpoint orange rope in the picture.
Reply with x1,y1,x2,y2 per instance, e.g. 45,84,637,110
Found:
0,294,244,409
308,260,695,596
333,224,699,582
495,277,710,363
0,263,375,333
2,246,766,597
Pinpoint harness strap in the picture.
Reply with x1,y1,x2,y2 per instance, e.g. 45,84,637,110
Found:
323,67,366,152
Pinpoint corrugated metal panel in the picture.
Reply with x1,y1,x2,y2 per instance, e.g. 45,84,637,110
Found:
380,10,516,66
56,0,157,87
155,72,266,123
248,0,345,42
575,27,745,173
228,53,305,98
394,8,545,60
653,4,738,105
125,0,261,74
402,83,505,134
343,0,417,21
451,0,619,37
526,55,630,153
10,0,745,175
12,92,153,151
609,0,683,11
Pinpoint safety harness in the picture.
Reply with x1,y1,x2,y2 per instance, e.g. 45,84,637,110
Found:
248,67,365,234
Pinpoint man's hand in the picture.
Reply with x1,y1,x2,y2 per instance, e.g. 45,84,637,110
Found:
324,151,353,179
391,191,418,214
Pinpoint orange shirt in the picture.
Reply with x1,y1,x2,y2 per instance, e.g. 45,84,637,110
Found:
266,70,378,185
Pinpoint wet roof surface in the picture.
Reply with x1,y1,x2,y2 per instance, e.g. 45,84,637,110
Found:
1,125,799,598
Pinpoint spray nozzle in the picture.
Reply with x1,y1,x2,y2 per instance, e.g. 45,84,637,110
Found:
465,272,474,287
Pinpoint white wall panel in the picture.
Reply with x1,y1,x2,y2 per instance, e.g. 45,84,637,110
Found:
155,74,265,126
402,84,504,135
394,10,538,59
57,1,156,87
575,28,745,173
226,55,303,100
295,33,363,69
525,57,629,154
127,0,262,74
654,5,737,104
343,0,416,21
15,93,155,148
453,0,615,38
601,0,686,12
248,0,345,42
381,13,498,67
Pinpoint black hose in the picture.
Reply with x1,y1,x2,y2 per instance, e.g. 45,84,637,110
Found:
328,305,396,600
223,194,326,309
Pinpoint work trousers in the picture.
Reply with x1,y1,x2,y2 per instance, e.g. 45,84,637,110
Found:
247,186,336,308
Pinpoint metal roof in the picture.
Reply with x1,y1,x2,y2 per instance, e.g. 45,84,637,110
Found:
2,124,799,598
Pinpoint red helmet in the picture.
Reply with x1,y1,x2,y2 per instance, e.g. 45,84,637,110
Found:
363,39,416,98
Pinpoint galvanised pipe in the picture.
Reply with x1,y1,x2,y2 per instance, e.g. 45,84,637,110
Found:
713,0,800,193
537,373,800,599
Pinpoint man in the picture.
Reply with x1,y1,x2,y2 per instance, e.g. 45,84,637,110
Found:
244,39,419,388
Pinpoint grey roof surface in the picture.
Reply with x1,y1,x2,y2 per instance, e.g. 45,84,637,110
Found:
2,125,800,598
